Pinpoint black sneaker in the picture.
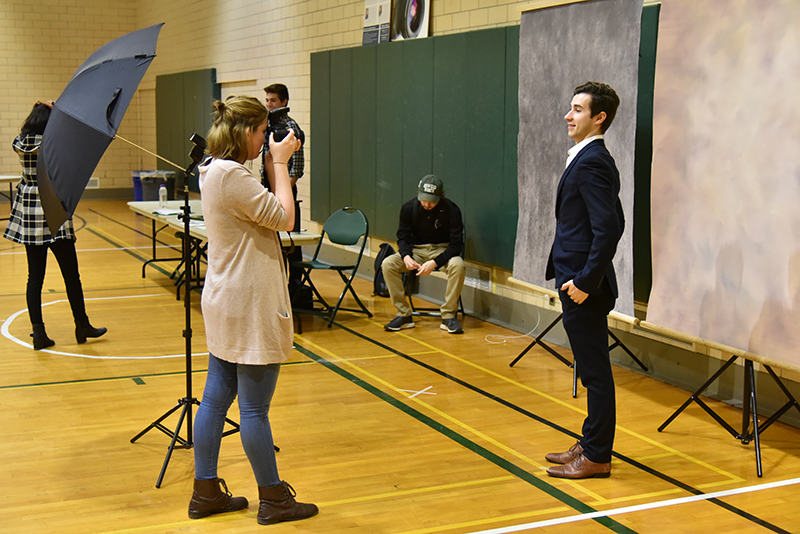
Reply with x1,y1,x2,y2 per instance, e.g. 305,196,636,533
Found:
440,318,463,334
385,316,415,331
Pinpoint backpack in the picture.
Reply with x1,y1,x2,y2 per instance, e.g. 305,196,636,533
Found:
373,242,395,297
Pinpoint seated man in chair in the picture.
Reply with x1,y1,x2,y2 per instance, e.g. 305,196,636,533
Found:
382,175,466,334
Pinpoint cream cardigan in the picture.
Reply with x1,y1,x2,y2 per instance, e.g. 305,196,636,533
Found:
199,158,292,365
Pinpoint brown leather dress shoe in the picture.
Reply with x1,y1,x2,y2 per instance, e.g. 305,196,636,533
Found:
545,442,583,464
546,454,611,479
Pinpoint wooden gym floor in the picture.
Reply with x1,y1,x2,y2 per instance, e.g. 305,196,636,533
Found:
1,200,799,534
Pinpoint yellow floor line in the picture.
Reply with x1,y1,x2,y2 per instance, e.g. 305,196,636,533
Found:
360,321,745,485
397,506,572,534
320,475,515,506
297,337,609,504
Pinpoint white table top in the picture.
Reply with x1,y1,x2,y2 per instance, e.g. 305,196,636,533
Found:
127,200,203,218
128,200,319,247
163,216,320,247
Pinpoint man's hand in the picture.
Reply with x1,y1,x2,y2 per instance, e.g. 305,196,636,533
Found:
416,260,436,277
561,280,588,304
403,255,420,271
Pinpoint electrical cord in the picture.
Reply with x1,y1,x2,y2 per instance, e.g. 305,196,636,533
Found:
485,307,541,344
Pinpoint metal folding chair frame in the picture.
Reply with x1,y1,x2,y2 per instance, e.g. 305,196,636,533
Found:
293,207,372,327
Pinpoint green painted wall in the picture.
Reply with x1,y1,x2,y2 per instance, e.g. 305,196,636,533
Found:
311,27,520,270
311,7,658,296
156,69,220,192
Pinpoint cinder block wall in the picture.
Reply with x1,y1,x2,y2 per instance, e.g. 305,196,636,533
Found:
0,0,579,201
0,2,144,191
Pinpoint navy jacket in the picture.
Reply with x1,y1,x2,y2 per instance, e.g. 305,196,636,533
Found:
545,139,624,297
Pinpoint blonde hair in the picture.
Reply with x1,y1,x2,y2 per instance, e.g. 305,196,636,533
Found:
206,95,268,161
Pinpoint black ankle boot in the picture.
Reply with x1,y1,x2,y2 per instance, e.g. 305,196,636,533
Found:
75,317,107,344
31,323,55,350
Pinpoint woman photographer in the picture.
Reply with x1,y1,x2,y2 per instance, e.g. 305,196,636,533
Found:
187,95,317,526
4,100,106,349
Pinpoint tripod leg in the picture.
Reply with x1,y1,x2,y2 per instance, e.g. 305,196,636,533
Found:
573,362,578,399
156,400,192,488
607,329,648,371
746,361,763,477
741,360,753,441
510,314,569,367
658,356,738,432
509,339,537,367
131,401,183,444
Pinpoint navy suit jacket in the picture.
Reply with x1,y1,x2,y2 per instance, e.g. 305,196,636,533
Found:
545,139,624,297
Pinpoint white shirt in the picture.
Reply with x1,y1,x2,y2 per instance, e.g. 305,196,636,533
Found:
565,134,604,168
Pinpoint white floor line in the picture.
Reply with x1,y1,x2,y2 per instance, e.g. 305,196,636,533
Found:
399,386,437,398
466,477,800,533
2,294,207,359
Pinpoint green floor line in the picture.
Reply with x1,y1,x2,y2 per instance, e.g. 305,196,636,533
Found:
0,355,310,390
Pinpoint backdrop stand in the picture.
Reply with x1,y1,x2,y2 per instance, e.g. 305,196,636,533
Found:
506,278,648,398
658,355,800,477
130,135,240,488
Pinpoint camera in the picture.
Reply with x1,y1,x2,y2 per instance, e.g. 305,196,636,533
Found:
267,106,292,142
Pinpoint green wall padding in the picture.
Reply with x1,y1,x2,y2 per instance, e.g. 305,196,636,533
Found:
156,69,220,192
311,27,520,269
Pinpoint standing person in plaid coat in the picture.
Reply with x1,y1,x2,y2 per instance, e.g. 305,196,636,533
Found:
260,83,306,298
3,100,107,350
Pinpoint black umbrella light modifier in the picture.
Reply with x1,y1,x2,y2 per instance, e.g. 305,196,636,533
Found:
37,23,164,235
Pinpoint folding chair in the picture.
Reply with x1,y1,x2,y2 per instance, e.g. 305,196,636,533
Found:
403,270,466,318
292,207,372,327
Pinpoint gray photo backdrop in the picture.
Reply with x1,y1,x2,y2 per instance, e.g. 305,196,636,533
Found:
513,0,642,316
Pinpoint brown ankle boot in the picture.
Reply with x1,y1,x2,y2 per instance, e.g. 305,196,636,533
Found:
257,481,318,525
188,477,248,519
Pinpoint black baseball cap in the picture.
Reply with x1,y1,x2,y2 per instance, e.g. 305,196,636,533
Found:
417,174,444,202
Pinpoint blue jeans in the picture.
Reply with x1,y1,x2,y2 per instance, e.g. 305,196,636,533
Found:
194,354,281,487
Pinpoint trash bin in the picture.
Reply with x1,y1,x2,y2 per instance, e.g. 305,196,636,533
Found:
140,170,176,201
165,171,183,197
132,171,143,201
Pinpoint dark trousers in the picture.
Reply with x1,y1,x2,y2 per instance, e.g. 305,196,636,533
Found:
25,238,86,325
559,283,616,463
287,198,303,286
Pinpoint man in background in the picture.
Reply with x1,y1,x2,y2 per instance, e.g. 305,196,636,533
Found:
382,175,466,334
544,81,624,479
262,83,306,295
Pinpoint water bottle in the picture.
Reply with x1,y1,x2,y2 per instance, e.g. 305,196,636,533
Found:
158,183,168,208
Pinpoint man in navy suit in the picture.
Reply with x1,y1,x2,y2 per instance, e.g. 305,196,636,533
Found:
544,82,624,479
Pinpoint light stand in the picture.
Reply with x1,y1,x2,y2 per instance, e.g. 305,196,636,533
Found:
131,134,239,488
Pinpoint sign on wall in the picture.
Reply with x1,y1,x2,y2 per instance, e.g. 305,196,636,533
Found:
363,0,391,45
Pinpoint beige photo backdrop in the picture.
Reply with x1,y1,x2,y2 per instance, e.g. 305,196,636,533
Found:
647,0,800,368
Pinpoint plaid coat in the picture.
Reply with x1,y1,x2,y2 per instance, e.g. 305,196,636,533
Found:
259,116,305,185
3,134,74,246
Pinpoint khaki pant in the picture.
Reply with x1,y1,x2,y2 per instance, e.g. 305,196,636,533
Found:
381,244,465,319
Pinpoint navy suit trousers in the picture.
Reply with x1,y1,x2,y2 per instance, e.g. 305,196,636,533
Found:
558,283,616,463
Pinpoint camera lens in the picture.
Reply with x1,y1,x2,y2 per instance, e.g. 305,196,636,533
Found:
394,0,425,39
